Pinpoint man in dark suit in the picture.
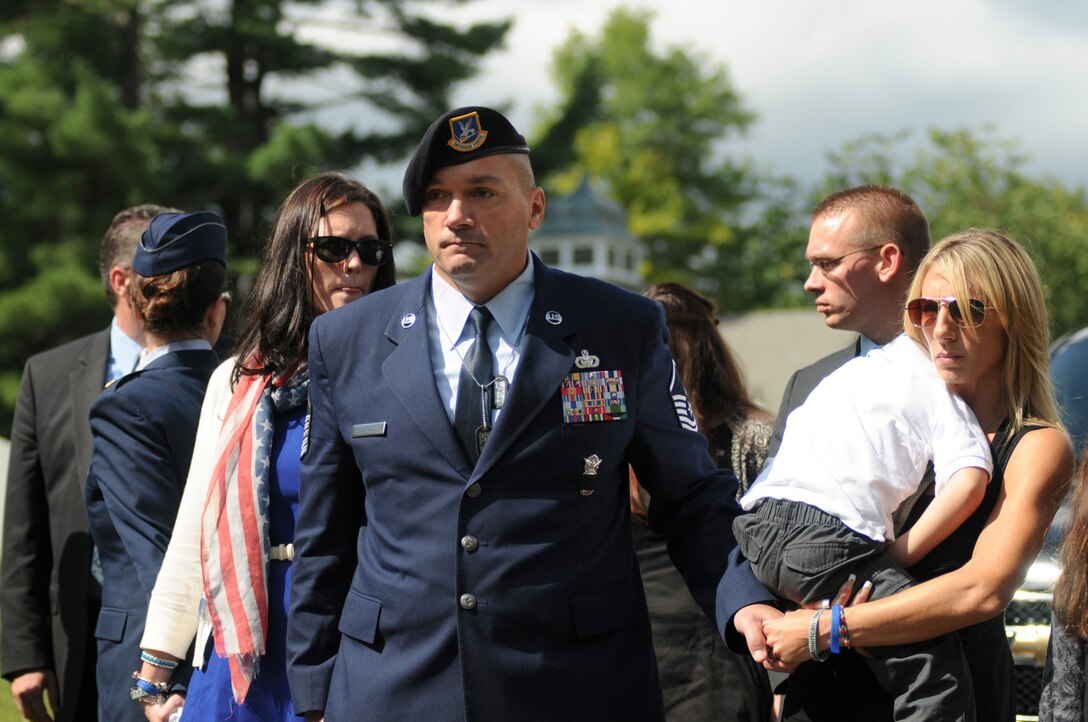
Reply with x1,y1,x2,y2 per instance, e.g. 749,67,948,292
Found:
768,185,931,456
764,186,930,721
287,106,780,721
1,205,174,722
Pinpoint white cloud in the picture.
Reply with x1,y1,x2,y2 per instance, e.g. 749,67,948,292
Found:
439,0,1088,188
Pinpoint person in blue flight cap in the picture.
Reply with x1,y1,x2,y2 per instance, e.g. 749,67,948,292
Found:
84,211,228,722
286,106,782,721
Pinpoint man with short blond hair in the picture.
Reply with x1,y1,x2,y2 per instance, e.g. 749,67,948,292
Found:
769,185,930,456
766,186,940,721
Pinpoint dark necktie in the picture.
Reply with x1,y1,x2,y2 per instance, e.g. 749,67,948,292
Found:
455,306,494,463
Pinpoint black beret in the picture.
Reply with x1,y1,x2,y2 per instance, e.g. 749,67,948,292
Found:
402,106,530,216
133,211,228,277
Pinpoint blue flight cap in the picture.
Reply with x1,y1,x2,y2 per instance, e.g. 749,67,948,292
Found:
133,211,228,276
402,106,530,216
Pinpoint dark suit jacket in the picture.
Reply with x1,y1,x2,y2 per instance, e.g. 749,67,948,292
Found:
84,348,218,722
767,338,860,457
287,260,773,720
1,328,110,721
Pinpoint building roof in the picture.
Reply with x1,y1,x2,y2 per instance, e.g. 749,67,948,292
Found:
535,178,631,237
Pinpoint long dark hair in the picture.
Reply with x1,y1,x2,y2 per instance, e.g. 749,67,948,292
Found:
644,282,757,432
233,172,396,379
1054,457,1088,638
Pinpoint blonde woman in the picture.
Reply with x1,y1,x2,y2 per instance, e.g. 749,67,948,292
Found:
763,229,1074,722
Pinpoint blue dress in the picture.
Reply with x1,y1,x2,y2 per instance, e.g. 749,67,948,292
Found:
180,404,305,721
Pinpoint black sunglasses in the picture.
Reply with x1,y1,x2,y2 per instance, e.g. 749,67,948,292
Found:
906,297,987,329
308,236,392,266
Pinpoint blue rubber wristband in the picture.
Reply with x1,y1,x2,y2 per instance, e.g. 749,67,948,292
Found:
135,677,162,696
830,604,842,654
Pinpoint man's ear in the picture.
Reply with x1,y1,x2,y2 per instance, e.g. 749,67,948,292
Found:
876,243,903,283
527,186,546,231
108,265,130,299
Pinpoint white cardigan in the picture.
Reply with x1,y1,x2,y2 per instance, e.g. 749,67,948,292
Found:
140,358,236,665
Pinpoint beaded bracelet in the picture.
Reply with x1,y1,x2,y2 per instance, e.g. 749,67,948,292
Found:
808,608,830,662
140,651,178,670
838,606,852,649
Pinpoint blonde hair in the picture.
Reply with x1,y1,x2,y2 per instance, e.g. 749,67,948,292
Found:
904,228,1060,436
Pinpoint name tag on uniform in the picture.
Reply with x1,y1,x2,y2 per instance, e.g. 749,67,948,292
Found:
351,422,387,438
561,371,628,423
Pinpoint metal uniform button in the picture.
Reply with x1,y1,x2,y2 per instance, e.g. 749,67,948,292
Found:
466,483,482,498
461,535,479,552
460,593,477,610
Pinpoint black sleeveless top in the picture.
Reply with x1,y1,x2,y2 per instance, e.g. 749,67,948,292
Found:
782,420,1036,722
906,420,1033,580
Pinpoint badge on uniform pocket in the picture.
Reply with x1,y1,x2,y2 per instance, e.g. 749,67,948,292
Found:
351,421,388,438
561,370,627,423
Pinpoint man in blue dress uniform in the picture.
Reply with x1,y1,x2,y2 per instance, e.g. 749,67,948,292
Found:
287,106,781,721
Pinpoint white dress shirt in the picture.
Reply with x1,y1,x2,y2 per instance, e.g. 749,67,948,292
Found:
428,254,535,428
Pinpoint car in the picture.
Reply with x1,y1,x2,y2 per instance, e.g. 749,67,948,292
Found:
1051,326,1088,454
1005,326,1088,720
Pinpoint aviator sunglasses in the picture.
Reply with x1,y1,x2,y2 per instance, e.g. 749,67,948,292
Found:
308,236,392,266
906,297,987,329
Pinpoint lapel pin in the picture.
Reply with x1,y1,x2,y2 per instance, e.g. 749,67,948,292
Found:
545,310,562,325
400,313,416,328
574,349,600,369
579,454,602,496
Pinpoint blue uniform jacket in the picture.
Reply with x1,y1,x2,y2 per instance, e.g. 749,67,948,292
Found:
84,348,219,721
287,260,772,720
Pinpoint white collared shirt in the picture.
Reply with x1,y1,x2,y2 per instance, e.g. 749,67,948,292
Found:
428,254,535,426
136,339,213,371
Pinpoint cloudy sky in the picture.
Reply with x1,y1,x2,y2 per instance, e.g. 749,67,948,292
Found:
437,0,1087,191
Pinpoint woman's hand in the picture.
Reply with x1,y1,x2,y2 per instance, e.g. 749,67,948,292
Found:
763,575,874,666
142,693,184,722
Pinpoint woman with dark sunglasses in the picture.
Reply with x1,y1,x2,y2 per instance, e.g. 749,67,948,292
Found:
134,173,396,722
762,228,1073,722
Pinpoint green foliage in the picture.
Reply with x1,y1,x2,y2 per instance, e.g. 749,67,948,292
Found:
715,174,812,311
533,7,759,303
0,262,108,436
0,0,510,432
0,263,107,370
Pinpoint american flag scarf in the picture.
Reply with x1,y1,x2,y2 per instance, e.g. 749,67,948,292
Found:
200,363,307,702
